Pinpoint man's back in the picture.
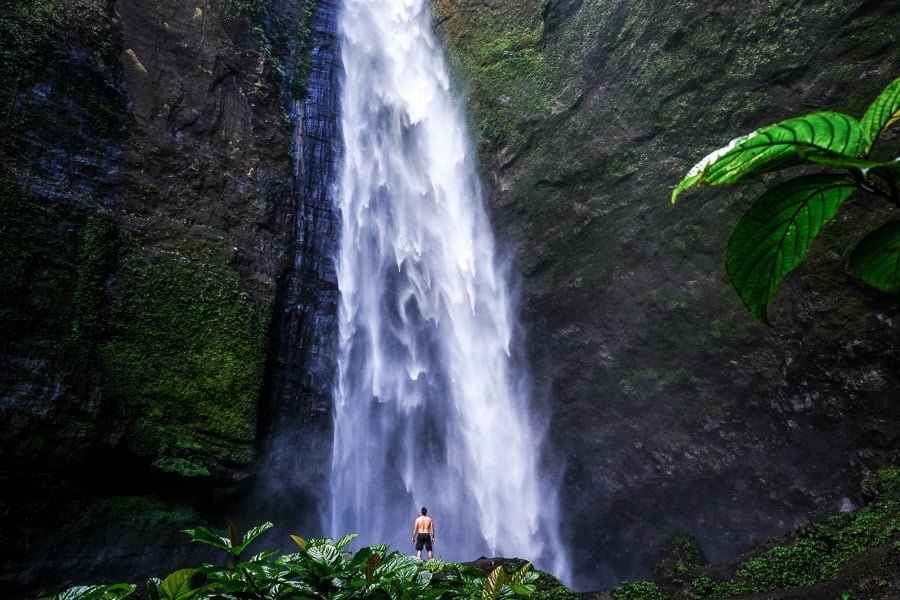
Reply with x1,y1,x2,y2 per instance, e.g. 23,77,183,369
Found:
414,515,433,533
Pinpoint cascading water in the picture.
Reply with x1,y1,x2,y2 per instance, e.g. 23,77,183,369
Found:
329,0,568,577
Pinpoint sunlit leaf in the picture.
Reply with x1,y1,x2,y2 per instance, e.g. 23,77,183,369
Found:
290,534,308,551
482,566,506,600
850,222,900,294
726,175,856,322
860,77,900,154
509,562,533,586
672,112,864,203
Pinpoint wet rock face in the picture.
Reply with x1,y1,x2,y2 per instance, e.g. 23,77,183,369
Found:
115,0,296,301
433,0,900,589
250,0,342,536
1,0,296,591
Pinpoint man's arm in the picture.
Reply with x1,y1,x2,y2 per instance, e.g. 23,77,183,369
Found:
412,521,417,540
430,520,435,540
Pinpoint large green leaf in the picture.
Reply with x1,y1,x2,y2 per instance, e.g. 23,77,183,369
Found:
850,222,900,294
158,569,201,600
334,533,359,550
672,112,864,203
725,175,857,322
509,563,535,586
860,77,900,154
181,526,232,553
482,566,506,600
233,521,273,556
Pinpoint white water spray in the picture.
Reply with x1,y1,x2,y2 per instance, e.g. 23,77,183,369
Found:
330,0,567,577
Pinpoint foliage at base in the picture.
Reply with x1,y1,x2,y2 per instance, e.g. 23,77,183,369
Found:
611,465,900,599
47,522,546,600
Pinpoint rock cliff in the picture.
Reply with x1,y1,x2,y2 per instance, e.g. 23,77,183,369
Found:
0,0,301,590
2,0,899,594
432,0,899,588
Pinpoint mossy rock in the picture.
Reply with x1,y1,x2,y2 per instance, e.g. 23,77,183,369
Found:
99,236,269,473
654,532,707,580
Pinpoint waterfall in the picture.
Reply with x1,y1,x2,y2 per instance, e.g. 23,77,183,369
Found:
329,0,568,577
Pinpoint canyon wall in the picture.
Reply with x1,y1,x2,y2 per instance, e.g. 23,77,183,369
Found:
2,0,899,594
0,0,302,590
433,0,900,588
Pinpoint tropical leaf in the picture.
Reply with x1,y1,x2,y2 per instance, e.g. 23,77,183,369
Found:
234,521,273,556
334,533,359,550
306,543,342,568
374,552,420,582
158,568,202,600
181,526,232,553
509,563,533,586
850,222,900,294
422,557,447,573
482,566,506,600
227,520,240,549
290,534,308,551
248,549,279,563
146,578,161,600
860,77,900,154
725,175,857,322
54,584,137,600
672,111,864,203
806,154,900,172
510,583,537,596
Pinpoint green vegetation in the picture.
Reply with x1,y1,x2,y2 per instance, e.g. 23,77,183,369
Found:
672,77,900,322
1,0,122,143
71,215,115,362
654,533,707,579
612,581,668,600
0,177,76,345
70,496,201,533
48,522,545,599
99,238,269,471
223,0,318,100
610,465,900,599
431,0,555,153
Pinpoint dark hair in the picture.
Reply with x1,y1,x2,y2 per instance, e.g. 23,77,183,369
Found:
421,507,427,515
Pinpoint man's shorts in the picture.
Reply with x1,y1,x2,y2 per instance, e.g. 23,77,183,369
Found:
415,532,432,552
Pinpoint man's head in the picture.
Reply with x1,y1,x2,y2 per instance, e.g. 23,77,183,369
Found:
421,507,427,516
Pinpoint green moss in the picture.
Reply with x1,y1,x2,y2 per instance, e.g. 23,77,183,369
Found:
533,571,579,600
1,0,121,144
152,456,211,478
69,495,201,532
99,238,268,470
0,177,79,346
681,465,900,598
223,0,317,100
688,575,753,599
70,214,115,359
611,580,669,600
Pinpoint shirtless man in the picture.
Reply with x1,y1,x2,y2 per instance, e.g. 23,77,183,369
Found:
411,506,436,560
